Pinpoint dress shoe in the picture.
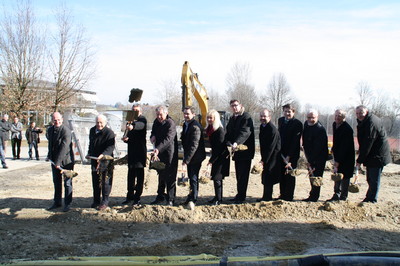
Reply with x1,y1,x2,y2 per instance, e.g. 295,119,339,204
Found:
229,197,238,202
212,200,221,206
132,200,141,207
2,165,8,169
326,195,340,202
91,203,100,209
36,158,40,161
208,197,217,203
303,198,318,202
166,201,174,206
63,205,71,212
28,157,32,160
98,204,108,211
47,203,62,210
12,157,16,160
150,198,165,205
122,199,133,205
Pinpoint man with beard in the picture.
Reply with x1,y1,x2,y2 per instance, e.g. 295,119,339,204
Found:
181,106,206,206
355,105,391,203
302,109,328,202
258,109,281,201
278,104,303,201
328,109,355,201
150,105,179,206
224,99,255,204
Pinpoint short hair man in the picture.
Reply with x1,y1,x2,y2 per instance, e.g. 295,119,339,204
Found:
122,104,147,206
87,114,116,210
47,112,75,212
224,99,255,204
258,109,281,201
181,106,206,206
302,109,328,202
278,104,303,201
10,116,23,160
0,114,11,154
150,105,179,206
328,109,355,201
25,121,43,160
355,105,391,203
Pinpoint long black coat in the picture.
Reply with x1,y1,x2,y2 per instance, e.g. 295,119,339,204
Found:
224,111,255,161
126,115,147,168
88,126,116,167
181,119,206,165
332,121,355,178
208,126,230,180
302,121,328,175
47,125,75,167
278,117,303,168
259,122,281,185
356,112,391,167
25,127,43,144
150,116,178,166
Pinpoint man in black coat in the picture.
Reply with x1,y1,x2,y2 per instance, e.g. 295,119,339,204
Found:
259,109,281,201
86,114,116,210
224,99,255,204
329,109,355,201
0,114,11,154
150,105,179,206
181,106,206,206
278,103,303,201
25,121,43,160
122,104,147,206
356,105,391,203
302,110,328,202
47,112,75,212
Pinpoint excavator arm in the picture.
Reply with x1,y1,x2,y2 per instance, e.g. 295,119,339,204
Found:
181,61,209,127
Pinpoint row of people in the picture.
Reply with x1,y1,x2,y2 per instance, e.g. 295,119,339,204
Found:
45,100,391,212
0,114,43,167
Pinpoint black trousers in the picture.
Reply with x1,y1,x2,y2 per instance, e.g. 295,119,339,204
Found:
333,174,351,200
156,164,177,202
279,172,296,201
51,163,74,206
234,159,252,201
92,166,113,206
11,138,21,158
307,162,325,201
213,180,223,201
126,166,144,202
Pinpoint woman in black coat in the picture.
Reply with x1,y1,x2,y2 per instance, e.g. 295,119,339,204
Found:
206,110,230,205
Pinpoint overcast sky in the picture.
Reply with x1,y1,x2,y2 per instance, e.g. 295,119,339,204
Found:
3,0,400,112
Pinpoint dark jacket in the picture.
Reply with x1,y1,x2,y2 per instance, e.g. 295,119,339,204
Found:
224,111,255,161
332,121,355,177
26,127,43,144
356,112,391,167
278,117,303,167
0,119,11,141
208,126,230,179
259,122,281,185
88,126,116,167
181,119,206,165
150,116,178,166
47,124,75,167
125,115,147,168
302,121,328,166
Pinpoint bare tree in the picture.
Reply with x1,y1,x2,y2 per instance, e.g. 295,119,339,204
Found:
0,0,46,117
157,78,182,122
225,62,259,113
263,73,294,125
355,81,373,107
48,3,96,112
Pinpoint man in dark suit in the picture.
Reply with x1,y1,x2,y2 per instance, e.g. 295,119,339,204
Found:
225,99,255,204
329,109,355,201
86,114,116,210
47,112,75,212
259,109,281,201
302,109,328,202
278,103,303,201
150,105,178,206
122,104,147,206
181,106,206,206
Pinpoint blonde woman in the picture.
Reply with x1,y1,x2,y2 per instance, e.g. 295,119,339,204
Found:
206,110,230,205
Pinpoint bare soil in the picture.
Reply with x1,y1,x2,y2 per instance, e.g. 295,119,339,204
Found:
1,155,399,263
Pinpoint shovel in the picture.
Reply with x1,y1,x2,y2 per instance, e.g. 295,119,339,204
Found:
280,154,299,176
49,160,78,179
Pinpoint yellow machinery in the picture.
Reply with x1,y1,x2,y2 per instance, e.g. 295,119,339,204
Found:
181,61,209,128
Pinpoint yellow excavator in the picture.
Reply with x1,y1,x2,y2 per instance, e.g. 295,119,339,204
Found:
181,61,209,128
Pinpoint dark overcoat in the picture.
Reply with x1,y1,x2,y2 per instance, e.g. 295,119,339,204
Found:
181,119,206,165
278,117,303,168
47,125,75,167
126,115,147,168
150,116,178,167
332,121,355,178
208,126,230,180
259,122,281,185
